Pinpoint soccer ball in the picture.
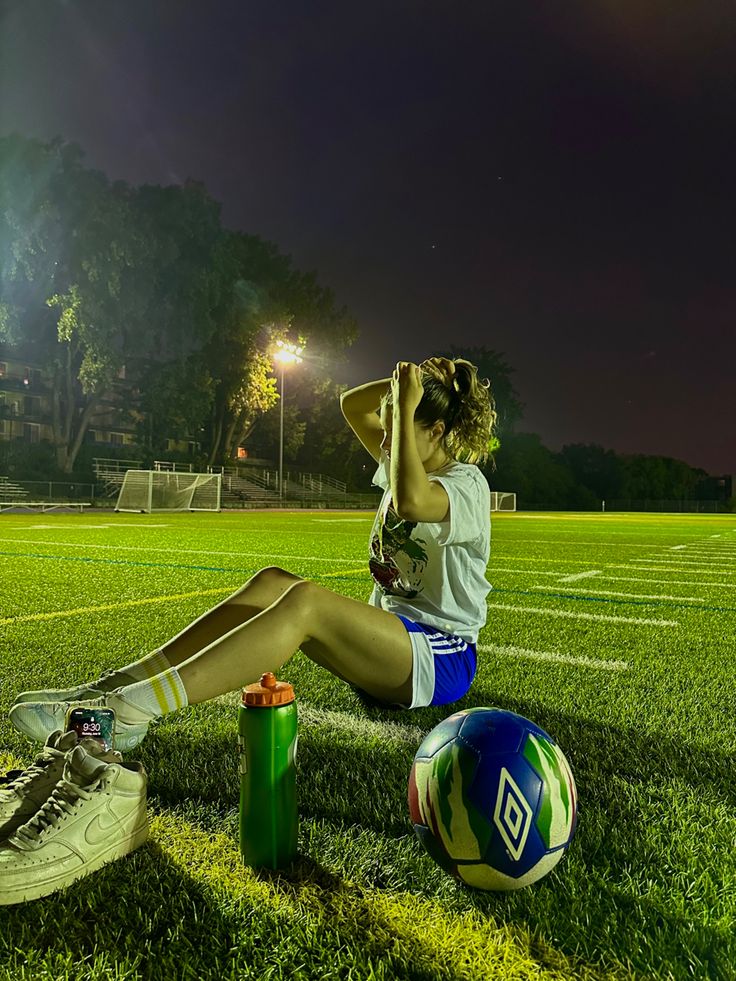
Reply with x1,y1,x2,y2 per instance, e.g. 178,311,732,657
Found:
408,707,577,890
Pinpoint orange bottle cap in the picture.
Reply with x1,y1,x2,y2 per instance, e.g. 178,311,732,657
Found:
242,672,295,707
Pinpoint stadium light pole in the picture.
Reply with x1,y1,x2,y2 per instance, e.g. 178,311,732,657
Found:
273,340,304,500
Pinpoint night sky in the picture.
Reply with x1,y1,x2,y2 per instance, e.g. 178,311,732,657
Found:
2,1,734,474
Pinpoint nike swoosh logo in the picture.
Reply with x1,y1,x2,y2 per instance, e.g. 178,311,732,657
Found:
85,811,122,846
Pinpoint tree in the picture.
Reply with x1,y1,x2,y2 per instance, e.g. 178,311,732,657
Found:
0,136,358,473
0,135,160,472
493,432,597,509
202,233,357,466
619,454,703,501
557,443,623,502
292,374,370,488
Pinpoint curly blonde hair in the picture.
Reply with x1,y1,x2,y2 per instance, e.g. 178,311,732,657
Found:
384,358,497,465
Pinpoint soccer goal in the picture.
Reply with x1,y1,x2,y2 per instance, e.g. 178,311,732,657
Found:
490,491,516,512
115,470,222,513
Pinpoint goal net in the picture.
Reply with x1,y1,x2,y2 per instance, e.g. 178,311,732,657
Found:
115,470,222,513
490,491,516,512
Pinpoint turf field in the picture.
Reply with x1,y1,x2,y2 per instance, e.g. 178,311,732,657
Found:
0,509,734,980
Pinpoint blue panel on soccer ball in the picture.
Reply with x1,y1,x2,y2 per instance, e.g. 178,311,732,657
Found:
457,708,526,757
415,712,466,760
486,815,549,879
467,753,544,837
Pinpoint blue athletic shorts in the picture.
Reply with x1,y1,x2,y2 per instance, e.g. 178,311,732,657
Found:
396,615,477,709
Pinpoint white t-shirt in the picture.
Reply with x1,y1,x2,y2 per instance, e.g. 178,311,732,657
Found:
367,455,491,642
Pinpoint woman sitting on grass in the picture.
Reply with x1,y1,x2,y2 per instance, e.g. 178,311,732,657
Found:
10,357,496,749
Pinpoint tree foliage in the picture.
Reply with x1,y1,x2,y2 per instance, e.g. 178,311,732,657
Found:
0,134,356,472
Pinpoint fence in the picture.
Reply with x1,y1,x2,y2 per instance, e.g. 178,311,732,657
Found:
0,480,97,503
604,499,729,514
517,499,730,513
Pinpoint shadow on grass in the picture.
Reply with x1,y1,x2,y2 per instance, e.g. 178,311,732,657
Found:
0,684,731,980
125,687,734,981
0,838,629,981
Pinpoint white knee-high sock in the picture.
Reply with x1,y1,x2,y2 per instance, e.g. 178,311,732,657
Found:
94,649,172,690
109,667,188,724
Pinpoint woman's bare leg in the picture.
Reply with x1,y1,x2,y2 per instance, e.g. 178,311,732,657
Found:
176,578,414,706
156,566,303,666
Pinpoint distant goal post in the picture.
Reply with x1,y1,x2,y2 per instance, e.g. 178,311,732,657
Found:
490,491,516,512
115,470,222,513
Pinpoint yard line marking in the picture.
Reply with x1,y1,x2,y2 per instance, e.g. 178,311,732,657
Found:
611,564,736,576
558,570,602,582
487,601,677,627
497,539,665,549
0,548,265,575
665,552,736,560
0,537,363,565
489,568,564,576
670,545,688,550
671,544,736,551
26,524,171,530
213,692,426,742
311,518,371,523
638,558,735,568
319,567,368,578
534,585,713,605
668,549,736,562
482,556,595,564
600,574,736,590
477,643,628,672
0,588,237,627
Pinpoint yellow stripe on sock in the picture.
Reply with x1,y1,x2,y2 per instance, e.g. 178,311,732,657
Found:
150,673,178,715
145,649,170,680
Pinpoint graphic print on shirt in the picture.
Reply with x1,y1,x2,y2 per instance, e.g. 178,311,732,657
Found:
369,495,429,599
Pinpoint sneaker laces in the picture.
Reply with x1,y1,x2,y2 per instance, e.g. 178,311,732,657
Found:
0,747,66,795
9,776,99,849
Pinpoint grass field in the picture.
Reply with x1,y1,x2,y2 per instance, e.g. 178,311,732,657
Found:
0,508,734,981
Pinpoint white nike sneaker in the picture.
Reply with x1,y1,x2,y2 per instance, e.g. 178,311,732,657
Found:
9,695,150,752
11,680,107,707
0,743,148,905
0,729,121,842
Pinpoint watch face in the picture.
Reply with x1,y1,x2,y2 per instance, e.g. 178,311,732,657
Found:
66,708,115,751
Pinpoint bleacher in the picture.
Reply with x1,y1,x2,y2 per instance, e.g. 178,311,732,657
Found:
0,476,91,512
92,458,351,507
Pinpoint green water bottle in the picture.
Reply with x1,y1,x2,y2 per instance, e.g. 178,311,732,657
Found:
238,672,298,870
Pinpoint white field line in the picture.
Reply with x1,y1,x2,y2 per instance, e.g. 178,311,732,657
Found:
672,541,736,549
599,574,736,590
558,570,602,583
664,553,736,562
0,537,363,565
666,548,736,556
534,585,713,605
27,523,171,530
478,643,628,672
498,539,666,549
670,545,687,550
484,556,597,564
637,557,735,568
0,588,237,627
611,565,736,576
311,518,371,523
487,601,677,627
213,693,427,744
490,568,567,576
